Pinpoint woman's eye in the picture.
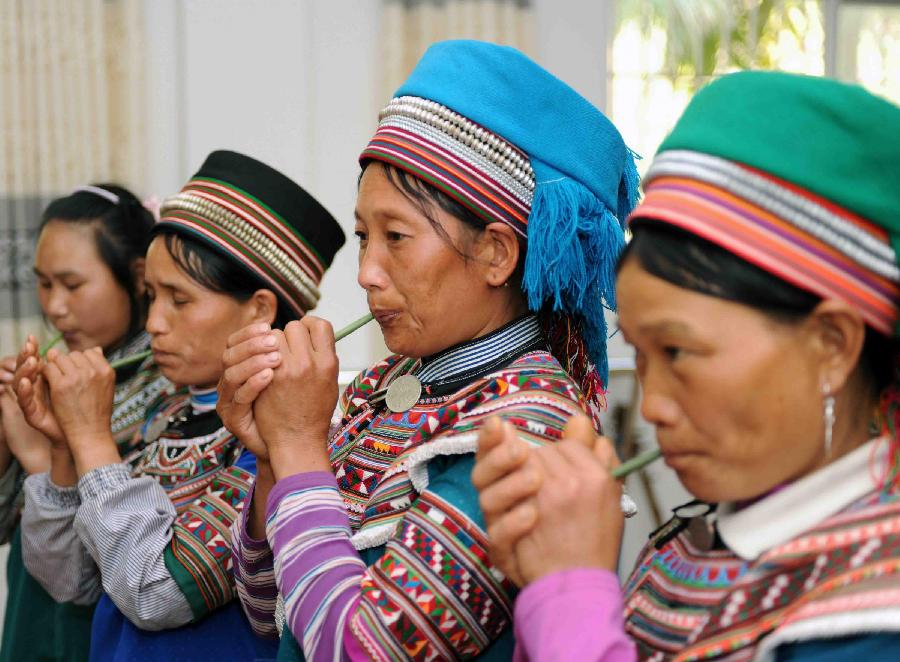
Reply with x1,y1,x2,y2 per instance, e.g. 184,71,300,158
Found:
173,298,189,307
37,280,51,290
386,231,406,242
354,231,367,243
663,346,684,360
64,282,84,292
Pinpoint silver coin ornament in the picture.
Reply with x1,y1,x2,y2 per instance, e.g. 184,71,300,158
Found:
385,374,423,413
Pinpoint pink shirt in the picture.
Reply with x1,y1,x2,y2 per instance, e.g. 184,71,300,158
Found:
513,568,636,662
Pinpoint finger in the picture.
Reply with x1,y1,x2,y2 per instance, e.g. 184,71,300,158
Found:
486,500,538,552
222,353,282,394
233,368,274,405
52,351,82,377
478,456,542,518
283,320,314,359
592,435,621,471
16,356,40,384
0,356,16,382
471,421,528,490
532,443,576,483
562,413,597,450
222,333,279,368
42,360,65,390
226,322,272,349
475,417,505,461
303,316,336,355
83,347,113,378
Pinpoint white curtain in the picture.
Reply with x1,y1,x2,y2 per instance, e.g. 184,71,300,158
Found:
0,0,146,353
379,0,535,103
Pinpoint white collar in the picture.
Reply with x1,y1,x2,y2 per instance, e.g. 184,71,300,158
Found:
717,438,888,560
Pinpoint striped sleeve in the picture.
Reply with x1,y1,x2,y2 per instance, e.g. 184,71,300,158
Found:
231,491,280,638
20,471,102,605
72,463,194,630
267,457,517,661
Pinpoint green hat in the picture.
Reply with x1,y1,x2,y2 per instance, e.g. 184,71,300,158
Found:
630,71,900,336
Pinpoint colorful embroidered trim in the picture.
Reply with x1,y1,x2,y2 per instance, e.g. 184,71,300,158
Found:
632,151,900,335
159,178,325,316
361,95,534,237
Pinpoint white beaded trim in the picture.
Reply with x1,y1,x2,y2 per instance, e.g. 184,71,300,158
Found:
647,151,900,283
379,115,534,208
160,192,321,311
380,95,536,192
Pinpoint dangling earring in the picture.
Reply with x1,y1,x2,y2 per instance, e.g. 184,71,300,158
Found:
822,381,836,458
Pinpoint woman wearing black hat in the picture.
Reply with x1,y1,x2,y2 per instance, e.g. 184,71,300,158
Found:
14,151,344,661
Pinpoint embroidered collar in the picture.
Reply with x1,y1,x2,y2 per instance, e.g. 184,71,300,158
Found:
188,386,218,415
717,437,888,560
415,315,543,386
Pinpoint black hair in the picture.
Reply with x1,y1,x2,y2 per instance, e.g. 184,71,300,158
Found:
621,221,896,396
39,184,154,339
359,160,526,284
156,230,294,330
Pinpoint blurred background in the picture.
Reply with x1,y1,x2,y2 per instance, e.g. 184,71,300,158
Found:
1,0,899,617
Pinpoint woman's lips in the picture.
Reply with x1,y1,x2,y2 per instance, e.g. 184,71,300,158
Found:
151,348,178,364
371,310,401,326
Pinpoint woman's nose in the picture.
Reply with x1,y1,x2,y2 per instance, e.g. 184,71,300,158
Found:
357,245,389,292
144,300,168,335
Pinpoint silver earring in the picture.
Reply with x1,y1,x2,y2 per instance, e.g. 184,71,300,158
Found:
822,382,835,458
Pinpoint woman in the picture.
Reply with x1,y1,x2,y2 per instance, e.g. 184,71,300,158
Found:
0,185,169,662
218,40,640,659
473,71,900,660
14,151,345,661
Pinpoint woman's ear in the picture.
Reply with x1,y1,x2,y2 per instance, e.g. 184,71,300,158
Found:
482,222,522,287
244,289,279,326
131,258,146,298
804,299,868,393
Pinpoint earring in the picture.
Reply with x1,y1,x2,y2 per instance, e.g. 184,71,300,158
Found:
822,381,836,458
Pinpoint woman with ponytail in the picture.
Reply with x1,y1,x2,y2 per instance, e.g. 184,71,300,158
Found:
0,184,170,661
217,40,639,659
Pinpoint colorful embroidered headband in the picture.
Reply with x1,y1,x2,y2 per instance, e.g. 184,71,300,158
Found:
635,151,899,335
628,71,900,338
360,40,640,391
157,150,345,318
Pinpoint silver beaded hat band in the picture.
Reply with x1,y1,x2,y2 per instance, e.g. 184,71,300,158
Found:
158,182,323,317
632,150,899,335
362,95,537,236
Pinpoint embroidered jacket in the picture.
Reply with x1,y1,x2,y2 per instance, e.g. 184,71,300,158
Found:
623,440,900,661
233,317,597,660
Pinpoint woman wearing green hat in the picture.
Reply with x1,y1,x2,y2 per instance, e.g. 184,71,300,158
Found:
474,71,900,660
218,40,639,659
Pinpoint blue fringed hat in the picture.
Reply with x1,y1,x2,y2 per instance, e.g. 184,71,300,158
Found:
361,40,639,399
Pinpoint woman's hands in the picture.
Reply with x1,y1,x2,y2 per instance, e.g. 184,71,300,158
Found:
218,318,339,480
472,415,625,587
0,390,51,475
14,340,119,477
13,337,65,447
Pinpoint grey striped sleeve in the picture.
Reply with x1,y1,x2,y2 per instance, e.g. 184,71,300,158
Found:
73,463,193,631
0,459,24,543
20,472,102,605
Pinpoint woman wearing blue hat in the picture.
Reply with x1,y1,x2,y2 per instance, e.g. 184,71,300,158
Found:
219,40,639,659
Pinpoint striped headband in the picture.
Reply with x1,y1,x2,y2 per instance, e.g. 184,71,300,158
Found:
158,177,326,317
361,95,536,237
630,150,900,335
